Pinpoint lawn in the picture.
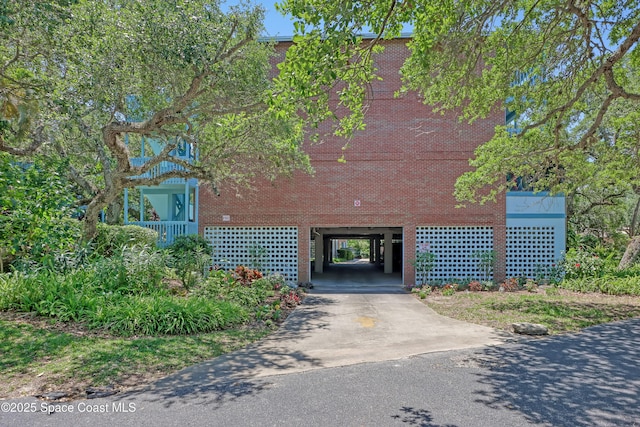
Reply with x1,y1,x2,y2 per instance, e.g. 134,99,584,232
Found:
421,288,640,334
0,312,271,400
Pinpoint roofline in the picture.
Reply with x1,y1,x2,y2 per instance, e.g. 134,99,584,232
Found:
258,31,413,43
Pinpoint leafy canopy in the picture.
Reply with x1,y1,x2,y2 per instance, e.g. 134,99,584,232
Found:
1,0,312,239
276,0,640,202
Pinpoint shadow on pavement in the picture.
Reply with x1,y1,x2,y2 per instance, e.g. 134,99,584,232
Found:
470,317,640,426
390,407,457,427
120,296,337,409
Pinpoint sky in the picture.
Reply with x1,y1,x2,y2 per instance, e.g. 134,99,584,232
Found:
258,1,295,37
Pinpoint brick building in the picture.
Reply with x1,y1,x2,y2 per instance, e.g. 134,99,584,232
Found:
196,37,567,285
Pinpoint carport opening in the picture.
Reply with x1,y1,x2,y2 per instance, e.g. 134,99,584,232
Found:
310,227,403,285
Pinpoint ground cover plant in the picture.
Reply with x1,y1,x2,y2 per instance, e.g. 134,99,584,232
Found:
0,222,306,399
411,246,640,335
422,289,640,335
0,313,271,399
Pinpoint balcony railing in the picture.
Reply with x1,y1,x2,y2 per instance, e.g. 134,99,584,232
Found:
130,221,198,247
130,156,194,184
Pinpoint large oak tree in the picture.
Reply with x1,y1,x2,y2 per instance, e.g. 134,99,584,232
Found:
1,0,311,240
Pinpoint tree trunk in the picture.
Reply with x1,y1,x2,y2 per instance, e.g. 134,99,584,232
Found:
82,188,118,242
618,235,640,269
630,196,640,238
83,200,103,242
106,196,123,225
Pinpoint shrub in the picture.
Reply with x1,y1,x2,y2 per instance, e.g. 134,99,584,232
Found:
233,266,263,286
0,265,254,336
167,235,212,290
524,279,538,292
167,234,213,256
336,248,354,260
441,284,457,296
91,296,248,336
193,269,235,299
412,244,437,285
561,247,605,279
92,224,158,256
253,274,287,291
560,275,640,296
280,290,300,307
500,278,519,292
468,281,483,292
472,250,496,280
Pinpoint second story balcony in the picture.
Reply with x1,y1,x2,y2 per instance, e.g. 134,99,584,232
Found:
129,155,197,185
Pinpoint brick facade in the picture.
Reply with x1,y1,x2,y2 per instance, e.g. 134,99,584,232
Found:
199,38,507,284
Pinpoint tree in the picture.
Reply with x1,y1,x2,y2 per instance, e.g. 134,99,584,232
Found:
1,0,311,240
276,0,640,263
0,153,81,270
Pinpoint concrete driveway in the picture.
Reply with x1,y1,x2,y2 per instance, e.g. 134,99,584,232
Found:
149,260,507,390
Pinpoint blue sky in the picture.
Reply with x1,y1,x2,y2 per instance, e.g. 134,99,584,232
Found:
256,1,295,37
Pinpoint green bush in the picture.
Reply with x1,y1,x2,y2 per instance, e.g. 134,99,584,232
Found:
0,155,82,270
195,270,273,307
560,275,640,296
0,266,252,336
337,248,354,260
91,297,248,336
92,223,158,256
561,247,605,279
166,235,212,290
167,234,213,256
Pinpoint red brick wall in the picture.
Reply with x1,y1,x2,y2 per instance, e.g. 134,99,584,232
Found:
199,38,506,283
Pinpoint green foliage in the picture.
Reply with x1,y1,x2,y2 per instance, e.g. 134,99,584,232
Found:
2,0,313,242
91,297,246,337
166,235,212,290
441,284,457,296
0,154,82,270
411,244,437,285
248,243,268,271
561,248,606,279
0,250,285,336
347,239,370,257
560,275,640,296
336,248,354,261
92,224,158,256
472,250,496,280
167,235,213,256
533,263,564,285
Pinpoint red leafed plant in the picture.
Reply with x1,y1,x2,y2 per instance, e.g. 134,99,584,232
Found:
233,265,263,286
281,291,301,308
501,277,519,292
468,281,483,292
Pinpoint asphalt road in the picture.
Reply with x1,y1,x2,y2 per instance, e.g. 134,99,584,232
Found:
3,317,640,427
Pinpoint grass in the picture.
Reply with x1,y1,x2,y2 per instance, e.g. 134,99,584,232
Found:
422,289,640,334
0,313,271,399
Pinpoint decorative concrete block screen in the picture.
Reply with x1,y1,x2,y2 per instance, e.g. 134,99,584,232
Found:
415,227,494,282
505,226,556,278
204,226,298,284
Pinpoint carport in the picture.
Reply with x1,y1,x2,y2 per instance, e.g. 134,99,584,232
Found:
311,227,403,280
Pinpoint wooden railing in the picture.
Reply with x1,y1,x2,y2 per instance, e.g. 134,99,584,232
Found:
130,156,193,184
130,221,198,247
